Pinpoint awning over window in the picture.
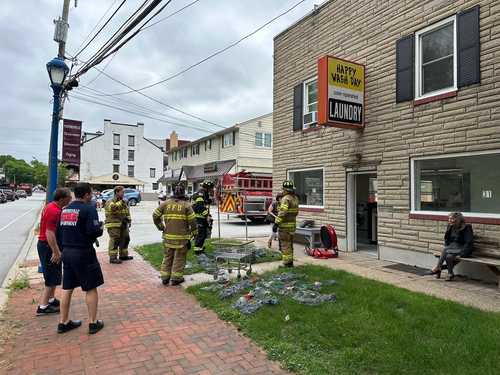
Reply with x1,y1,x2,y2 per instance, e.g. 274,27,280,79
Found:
86,173,145,186
181,159,236,181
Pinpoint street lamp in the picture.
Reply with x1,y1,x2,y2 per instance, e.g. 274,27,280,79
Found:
45,57,69,202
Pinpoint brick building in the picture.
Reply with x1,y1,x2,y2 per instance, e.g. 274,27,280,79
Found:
273,1,500,278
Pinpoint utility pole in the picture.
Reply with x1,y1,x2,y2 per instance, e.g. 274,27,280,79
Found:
46,0,71,202
57,0,71,59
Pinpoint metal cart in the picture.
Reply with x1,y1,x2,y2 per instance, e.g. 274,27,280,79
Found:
212,240,255,280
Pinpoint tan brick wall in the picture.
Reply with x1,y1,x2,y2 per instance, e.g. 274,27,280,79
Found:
273,0,500,255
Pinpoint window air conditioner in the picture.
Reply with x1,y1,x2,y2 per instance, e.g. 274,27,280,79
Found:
303,111,318,128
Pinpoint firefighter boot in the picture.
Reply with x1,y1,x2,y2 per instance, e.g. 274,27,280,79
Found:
110,257,122,264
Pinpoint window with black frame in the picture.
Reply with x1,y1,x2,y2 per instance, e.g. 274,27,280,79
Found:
412,153,500,215
288,168,324,207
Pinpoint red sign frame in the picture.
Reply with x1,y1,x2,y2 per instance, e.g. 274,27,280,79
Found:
317,55,366,130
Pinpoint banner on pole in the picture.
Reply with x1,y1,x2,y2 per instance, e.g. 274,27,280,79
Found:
62,119,82,166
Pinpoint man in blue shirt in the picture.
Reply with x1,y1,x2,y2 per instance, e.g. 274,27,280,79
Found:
58,183,105,334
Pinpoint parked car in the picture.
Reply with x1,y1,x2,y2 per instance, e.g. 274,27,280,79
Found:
0,189,15,201
16,190,27,198
101,188,142,206
0,192,7,203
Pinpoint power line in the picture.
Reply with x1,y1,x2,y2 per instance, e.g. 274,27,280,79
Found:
74,0,168,79
69,93,214,134
91,65,228,129
103,0,310,95
73,0,127,59
139,0,202,32
79,85,222,131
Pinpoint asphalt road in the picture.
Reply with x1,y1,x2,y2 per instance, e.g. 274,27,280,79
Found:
0,193,44,285
95,201,272,251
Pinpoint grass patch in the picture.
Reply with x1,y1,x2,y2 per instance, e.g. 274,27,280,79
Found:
136,239,281,275
8,272,30,294
187,265,500,375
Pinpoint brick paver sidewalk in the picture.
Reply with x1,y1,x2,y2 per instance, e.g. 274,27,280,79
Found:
1,252,287,375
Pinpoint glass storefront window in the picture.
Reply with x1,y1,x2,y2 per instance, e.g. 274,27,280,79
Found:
288,168,324,207
412,153,500,215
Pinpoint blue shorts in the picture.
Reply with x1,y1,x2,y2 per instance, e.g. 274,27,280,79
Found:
37,241,62,287
62,247,104,292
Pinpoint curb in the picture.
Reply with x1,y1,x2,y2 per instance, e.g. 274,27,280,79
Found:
0,205,42,313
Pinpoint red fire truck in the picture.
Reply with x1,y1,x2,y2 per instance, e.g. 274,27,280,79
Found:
218,171,273,222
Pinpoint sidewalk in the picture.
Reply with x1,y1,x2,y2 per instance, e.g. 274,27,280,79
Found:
1,251,287,375
254,238,500,313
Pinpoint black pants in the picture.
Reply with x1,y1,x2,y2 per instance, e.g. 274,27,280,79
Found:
437,250,460,275
194,218,208,253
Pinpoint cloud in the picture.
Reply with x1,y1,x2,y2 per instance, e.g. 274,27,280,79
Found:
0,0,316,161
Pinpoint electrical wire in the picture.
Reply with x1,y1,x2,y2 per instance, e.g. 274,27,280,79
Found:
90,65,227,129
98,0,174,62
69,93,215,134
72,0,120,55
139,0,202,32
71,89,267,141
73,0,151,77
102,0,310,95
73,0,127,59
79,85,222,130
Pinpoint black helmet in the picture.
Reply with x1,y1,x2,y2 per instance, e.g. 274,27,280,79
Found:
282,180,295,191
201,179,214,189
173,183,186,198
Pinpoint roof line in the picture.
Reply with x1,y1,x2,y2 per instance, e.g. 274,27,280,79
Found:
274,1,328,40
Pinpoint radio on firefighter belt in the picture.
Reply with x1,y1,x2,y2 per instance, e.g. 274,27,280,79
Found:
305,225,339,259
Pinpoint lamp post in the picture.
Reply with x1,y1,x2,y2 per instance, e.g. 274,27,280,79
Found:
45,57,69,202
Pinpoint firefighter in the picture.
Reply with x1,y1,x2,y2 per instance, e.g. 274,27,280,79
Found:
275,180,299,267
191,180,214,255
153,184,197,286
104,186,133,264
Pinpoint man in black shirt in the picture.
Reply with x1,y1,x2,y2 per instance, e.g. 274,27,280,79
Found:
58,183,105,334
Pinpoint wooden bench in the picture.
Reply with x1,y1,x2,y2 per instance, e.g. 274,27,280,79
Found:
434,236,500,288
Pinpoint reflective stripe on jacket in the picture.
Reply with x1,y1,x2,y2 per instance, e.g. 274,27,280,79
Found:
192,192,209,219
153,198,198,248
275,193,299,233
104,198,131,229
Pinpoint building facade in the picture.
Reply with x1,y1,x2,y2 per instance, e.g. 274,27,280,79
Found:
162,113,273,194
273,1,500,277
80,120,164,193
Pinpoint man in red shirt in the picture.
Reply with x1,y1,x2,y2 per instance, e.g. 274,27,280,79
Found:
36,188,72,315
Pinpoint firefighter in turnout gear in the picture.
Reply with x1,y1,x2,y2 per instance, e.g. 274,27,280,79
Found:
275,180,299,267
153,184,197,286
104,186,133,264
191,180,214,255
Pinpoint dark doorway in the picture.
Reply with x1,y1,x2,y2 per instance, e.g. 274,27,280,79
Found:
355,173,378,253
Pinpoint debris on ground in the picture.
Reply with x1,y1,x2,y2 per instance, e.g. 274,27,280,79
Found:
200,271,337,314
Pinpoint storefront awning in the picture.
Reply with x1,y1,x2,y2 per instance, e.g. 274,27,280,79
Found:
86,173,145,186
181,159,236,181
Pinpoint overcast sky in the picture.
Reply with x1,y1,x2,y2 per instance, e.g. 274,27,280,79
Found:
0,0,318,162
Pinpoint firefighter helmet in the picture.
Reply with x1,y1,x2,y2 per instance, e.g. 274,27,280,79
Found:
201,179,214,189
282,180,295,191
173,183,186,198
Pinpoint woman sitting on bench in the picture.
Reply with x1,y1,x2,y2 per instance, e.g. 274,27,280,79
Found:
427,212,474,281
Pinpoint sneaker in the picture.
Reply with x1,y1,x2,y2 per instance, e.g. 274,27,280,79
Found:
57,320,82,334
36,304,60,316
170,277,185,286
110,258,122,264
89,320,104,334
162,278,170,285
49,298,60,307
119,255,134,261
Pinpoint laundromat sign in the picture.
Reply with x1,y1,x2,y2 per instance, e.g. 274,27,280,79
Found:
318,55,365,129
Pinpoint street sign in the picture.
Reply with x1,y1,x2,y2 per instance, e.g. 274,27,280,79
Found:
62,119,82,166
318,55,365,129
